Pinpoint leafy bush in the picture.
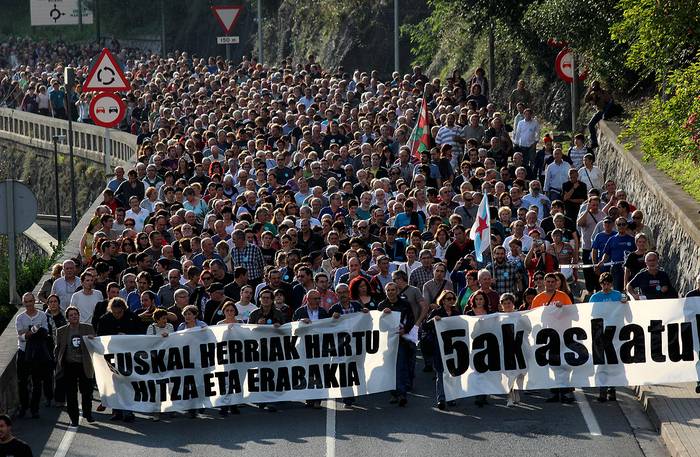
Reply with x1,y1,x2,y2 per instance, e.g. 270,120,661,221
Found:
622,56,700,199
0,238,63,332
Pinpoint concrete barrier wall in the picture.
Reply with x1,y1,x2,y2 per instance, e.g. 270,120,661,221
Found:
596,121,700,294
0,111,137,415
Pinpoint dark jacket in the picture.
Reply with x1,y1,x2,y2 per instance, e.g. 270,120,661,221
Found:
248,306,286,325
96,311,141,336
55,323,95,379
292,305,330,321
328,301,363,316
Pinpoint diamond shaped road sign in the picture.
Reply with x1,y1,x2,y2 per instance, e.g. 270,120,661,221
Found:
82,48,131,92
212,5,243,35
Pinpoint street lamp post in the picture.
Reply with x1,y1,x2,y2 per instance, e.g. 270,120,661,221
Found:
64,67,77,229
394,0,399,74
52,135,65,242
257,0,263,65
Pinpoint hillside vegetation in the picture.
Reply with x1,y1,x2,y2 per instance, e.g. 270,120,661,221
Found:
406,0,700,198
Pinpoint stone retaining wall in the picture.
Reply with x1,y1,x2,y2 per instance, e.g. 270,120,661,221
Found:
596,121,700,294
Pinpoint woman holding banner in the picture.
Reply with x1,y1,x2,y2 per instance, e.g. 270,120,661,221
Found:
426,290,460,410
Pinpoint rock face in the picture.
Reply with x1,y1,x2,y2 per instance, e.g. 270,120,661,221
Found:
596,121,700,294
0,140,106,217
262,0,430,77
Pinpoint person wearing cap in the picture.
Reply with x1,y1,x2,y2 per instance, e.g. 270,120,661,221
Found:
202,282,227,325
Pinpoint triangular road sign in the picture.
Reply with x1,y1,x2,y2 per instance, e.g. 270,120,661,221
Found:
82,48,131,92
212,6,243,35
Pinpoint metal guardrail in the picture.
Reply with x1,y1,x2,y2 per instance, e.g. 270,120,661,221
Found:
0,107,137,169
0,109,138,415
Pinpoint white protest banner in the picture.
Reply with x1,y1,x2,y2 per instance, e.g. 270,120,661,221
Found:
85,311,399,412
435,298,700,400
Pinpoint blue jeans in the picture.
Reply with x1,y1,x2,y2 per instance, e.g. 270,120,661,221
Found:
396,341,416,397
588,100,614,148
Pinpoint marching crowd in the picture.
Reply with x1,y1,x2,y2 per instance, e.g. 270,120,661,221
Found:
12,44,699,435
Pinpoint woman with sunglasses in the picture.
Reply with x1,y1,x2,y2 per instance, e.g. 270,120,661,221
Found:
427,290,461,409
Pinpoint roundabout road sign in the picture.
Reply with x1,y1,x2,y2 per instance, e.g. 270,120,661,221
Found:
90,92,126,128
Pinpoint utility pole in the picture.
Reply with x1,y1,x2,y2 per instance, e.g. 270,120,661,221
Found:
160,0,166,57
95,0,101,45
488,22,495,100
571,52,578,135
257,0,263,65
78,0,83,32
64,67,77,229
394,0,399,74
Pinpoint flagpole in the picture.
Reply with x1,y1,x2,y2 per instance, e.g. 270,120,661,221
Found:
488,202,496,279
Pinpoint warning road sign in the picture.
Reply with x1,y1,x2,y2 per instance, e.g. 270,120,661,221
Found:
89,93,126,128
212,6,243,35
82,48,131,92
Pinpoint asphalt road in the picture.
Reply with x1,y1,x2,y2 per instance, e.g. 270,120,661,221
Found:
16,356,666,457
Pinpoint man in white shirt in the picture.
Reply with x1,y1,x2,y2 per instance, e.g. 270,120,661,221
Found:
513,108,540,166
521,180,551,218
15,292,49,418
70,271,103,324
51,259,81,311
544,148,572,201
435,113,463,168
578,153,604,192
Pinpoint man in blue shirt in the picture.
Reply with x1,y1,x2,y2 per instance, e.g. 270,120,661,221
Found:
393,200,425,231
591,216,617,276
48,81,66,119
588,272,627,402
596,217,634,290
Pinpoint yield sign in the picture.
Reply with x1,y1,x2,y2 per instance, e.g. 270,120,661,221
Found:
82,48,131,92
211,5,243,35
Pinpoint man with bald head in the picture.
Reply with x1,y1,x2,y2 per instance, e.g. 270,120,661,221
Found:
51,259,81,311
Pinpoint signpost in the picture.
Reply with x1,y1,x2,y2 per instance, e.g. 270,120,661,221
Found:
82,48,129,175
89,93,126,129
82,48,131,93
0,181,38,305
30,0,93,26
555,48,587,136
212,5,243,60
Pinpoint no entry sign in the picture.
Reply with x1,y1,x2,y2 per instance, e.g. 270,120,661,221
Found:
555,49,587,84
89,92,126,128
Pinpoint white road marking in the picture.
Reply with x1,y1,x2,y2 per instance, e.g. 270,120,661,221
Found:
574,389,602,436
325,399,336,457
53,420,79,457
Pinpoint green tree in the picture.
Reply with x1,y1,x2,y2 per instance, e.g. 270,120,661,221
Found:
611,0,700,80
523,0,629,89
